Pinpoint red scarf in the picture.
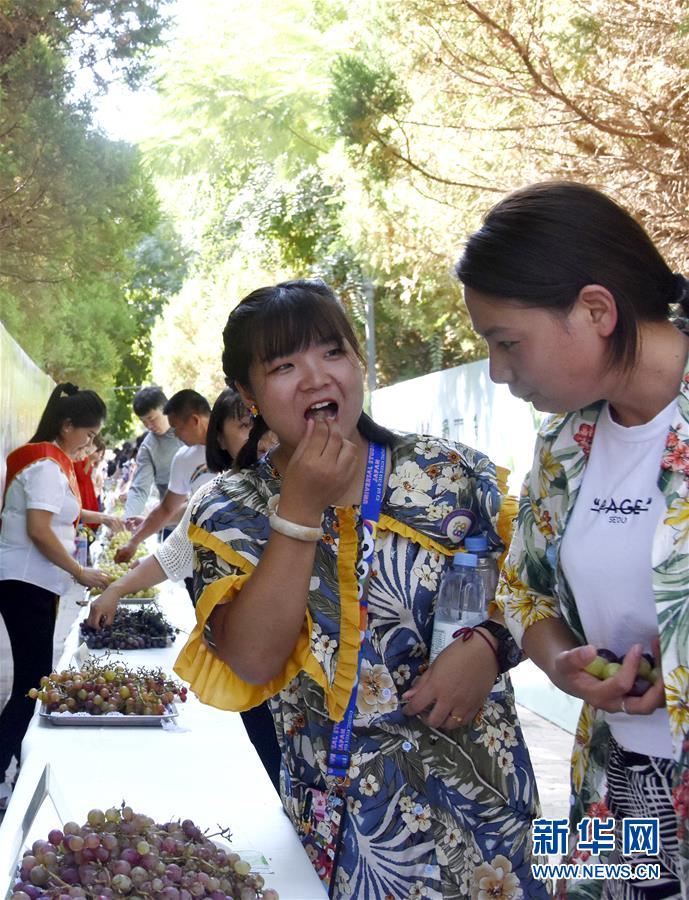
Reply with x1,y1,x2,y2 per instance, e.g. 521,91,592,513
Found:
3,442,81,524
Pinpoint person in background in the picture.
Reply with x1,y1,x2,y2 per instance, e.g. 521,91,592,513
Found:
123,386,183,523
173,280,548,899
87,388,281,791
456,180,689,898
90,434,106,508
115,390,213,573
0,384,116,810
74,433,106,516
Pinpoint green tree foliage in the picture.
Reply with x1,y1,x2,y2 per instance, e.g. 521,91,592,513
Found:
0,0,182,437
334,0,689,266
144,0,482,394
145,0,688,400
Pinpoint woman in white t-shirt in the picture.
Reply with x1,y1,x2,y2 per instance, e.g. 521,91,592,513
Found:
456,182,689,898
0,383,115,807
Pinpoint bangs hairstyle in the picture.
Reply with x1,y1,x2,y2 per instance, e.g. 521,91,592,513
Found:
206,388,250,473
223,279,395,468
222,279,363,387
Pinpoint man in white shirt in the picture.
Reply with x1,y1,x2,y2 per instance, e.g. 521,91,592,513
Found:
115,390,213,564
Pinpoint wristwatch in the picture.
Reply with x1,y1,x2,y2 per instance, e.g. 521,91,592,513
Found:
476,620,523,674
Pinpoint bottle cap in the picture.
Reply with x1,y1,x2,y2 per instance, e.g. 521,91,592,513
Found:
464,534,488,552
453,552,477,567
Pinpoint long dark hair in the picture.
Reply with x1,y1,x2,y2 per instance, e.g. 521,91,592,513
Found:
222,279,395,468
31,383,107,443
456,181,689,369
205,388,249,473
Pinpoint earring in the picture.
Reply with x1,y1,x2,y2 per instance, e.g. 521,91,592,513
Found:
248,403,259,418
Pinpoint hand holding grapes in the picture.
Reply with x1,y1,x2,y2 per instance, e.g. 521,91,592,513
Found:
87,584,121,628
553,639,665,715
114,541,137,564
76,566,110,590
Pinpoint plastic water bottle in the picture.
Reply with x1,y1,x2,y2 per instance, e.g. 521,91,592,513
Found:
74,529,88,567
464,534,499,603
429,553,486,662
464,534,509,699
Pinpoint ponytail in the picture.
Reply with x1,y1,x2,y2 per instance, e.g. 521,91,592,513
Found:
31,383,107,443
234,415,270,470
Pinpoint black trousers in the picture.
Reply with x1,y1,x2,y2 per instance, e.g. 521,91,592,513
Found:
0,580,57,782
240,703,282,794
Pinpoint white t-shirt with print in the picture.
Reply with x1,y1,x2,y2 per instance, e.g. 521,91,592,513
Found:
561,399,678,758
166,444,213,497
0,458,80,594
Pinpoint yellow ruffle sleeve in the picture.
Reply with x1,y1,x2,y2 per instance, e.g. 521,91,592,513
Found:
174,513,363,722
491,465,518,615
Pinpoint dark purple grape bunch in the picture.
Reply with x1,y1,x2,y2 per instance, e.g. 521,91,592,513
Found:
80,607,177,650
584,648,660,696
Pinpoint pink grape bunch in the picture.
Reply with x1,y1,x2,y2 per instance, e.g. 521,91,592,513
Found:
79,607,178,651
28,658,188,716
584,648,661,696
11,804,279,900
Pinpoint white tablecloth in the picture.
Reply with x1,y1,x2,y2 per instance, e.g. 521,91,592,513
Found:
0,579,326,899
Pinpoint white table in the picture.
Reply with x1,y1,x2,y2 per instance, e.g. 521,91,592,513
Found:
0,580,326,899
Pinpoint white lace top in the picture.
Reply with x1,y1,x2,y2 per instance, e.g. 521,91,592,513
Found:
154,478,218,581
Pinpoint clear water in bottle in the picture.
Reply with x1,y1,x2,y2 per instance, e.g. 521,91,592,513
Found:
464,533,499,603
429,553,486,662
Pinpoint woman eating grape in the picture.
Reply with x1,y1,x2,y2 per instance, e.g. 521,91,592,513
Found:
174,279,549,899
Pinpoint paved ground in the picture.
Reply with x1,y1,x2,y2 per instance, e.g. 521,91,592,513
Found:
1,585,573,823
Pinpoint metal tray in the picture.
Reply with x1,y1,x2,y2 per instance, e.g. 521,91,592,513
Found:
81,635,175,651
119,594,159,604
39,703,177,727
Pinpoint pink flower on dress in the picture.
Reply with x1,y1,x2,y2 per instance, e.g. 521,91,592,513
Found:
661,427,689,479
573,423,596,458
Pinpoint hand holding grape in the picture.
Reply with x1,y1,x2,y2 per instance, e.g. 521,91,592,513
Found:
77,566,110,590
87,584,122,628
279,418,358,525
554,640,665,714
114,541,137,564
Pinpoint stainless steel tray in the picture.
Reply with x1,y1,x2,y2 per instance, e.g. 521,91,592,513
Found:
85,590,159,605
39,703,177,727
81,635,175,650
119,595,159,604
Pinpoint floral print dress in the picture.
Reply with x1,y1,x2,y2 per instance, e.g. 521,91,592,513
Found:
498,326,689,899
175,433,549,900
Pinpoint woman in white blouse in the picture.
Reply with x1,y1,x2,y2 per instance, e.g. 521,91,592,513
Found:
0,383,116,808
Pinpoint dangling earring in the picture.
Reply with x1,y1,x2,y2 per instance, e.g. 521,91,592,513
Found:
248,403,259,418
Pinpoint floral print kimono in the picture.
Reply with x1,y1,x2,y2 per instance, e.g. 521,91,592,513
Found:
498,326,689,899
175,433,549,900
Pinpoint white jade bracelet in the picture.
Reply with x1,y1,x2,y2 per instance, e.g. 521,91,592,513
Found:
268,513,323,542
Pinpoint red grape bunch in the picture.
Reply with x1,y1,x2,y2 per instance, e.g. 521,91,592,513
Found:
28,658,188,716
11,804,279,900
